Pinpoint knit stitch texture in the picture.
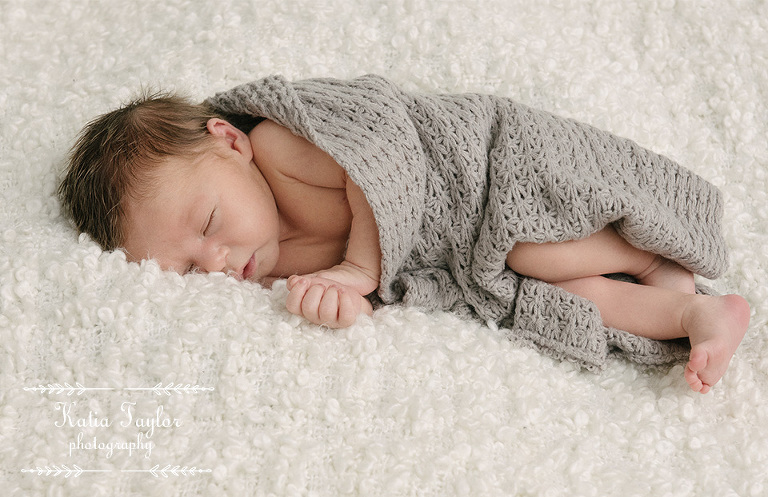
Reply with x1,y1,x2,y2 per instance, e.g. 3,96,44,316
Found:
206,74,727,371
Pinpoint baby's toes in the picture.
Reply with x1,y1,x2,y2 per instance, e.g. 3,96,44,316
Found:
685,348,709,393
684,365,703,392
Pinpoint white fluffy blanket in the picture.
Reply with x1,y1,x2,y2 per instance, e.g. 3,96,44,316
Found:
2,1,767,496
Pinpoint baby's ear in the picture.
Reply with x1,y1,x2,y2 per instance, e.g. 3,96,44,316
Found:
206,118,251,156
206,118,238,144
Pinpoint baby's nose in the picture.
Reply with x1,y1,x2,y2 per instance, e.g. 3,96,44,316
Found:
201,243,230,273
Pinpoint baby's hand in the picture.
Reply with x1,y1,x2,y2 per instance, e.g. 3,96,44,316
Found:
285,275,372,328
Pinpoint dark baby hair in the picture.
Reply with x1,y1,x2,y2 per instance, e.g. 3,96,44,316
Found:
58,91,225,250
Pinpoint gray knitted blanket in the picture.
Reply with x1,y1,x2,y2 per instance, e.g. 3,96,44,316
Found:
206,74,728,371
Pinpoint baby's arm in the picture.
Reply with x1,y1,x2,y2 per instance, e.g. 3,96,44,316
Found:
285,177,381,327
317,177,381,293
249,119,381,327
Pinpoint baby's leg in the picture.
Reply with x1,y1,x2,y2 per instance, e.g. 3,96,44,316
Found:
556,277,749,393
506,225,695,294
506,226,749,392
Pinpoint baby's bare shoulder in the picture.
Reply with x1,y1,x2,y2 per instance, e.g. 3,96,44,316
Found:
248,120,346,189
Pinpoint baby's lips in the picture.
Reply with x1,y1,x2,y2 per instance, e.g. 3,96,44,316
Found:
241,254,256,280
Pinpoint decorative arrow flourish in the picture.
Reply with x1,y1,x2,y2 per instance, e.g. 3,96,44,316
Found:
124,383,216,396
23,383,113,396
122,465,213,477
20,465,110,478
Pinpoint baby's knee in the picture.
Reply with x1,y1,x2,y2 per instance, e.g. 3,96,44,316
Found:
506,243,546,279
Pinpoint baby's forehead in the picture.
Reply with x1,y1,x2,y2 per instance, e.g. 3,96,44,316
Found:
117,167,184,232
132,150,205,194
126,137,235,207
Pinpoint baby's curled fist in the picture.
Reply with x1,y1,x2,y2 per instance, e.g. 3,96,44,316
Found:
285,275,373,328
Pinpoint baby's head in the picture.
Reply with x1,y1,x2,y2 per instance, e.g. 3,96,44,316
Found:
60,92,278,280
58,92,224,251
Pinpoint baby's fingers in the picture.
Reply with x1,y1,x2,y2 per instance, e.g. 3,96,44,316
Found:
315,286,362,328
299,283,330,324
335,287,361,328
285,278,338,327
285,277,311,316
287,274,308,291
314,285,340,325
285,278,360,328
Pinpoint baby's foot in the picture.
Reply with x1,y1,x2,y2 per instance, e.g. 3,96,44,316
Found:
682,294,750,393
637,256,696,294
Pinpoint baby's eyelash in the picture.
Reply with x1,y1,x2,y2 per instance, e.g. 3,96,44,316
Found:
203,209,216,236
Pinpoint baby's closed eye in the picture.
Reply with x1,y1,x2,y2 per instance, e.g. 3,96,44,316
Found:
203,208,217,236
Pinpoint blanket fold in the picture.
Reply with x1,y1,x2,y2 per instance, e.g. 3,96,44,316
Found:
206,74,727,371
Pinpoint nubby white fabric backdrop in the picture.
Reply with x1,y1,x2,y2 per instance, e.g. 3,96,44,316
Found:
1,1,767,496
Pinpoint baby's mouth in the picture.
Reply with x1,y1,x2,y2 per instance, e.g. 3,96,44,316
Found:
241,254,256,280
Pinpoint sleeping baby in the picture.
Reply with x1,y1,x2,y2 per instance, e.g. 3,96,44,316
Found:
58,75,749,394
